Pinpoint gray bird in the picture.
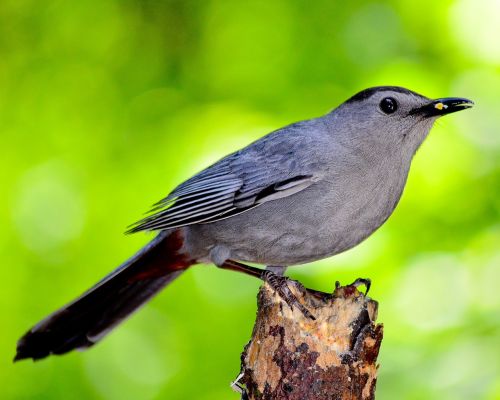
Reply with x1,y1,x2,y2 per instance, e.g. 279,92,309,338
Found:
15,86,473,361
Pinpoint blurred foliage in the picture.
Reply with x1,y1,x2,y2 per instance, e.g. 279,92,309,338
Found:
1,0,499,399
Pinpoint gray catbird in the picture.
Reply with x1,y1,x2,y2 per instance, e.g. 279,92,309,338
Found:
15,86,473,361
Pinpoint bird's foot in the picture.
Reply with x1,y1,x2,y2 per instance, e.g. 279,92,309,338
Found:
261,270,316,320
336,278,371,296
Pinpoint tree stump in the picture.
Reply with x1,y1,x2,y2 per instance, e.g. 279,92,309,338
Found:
234,279,383,400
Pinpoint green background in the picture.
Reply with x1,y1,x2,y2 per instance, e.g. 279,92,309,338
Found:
2,0,499,399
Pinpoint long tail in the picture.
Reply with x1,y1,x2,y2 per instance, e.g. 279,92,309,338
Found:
15,230,194,362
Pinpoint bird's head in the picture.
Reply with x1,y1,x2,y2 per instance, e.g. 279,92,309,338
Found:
332,86,474,158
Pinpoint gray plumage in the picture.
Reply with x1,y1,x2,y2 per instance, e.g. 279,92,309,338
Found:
131,86,469,266
16,86,473,361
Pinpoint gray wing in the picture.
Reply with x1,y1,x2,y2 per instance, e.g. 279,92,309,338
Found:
127,121,323,233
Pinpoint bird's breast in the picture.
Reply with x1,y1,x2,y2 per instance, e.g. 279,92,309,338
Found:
187,157,411,266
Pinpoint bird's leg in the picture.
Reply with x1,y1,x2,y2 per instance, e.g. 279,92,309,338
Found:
219,260,315,320
217,259,263,279
265,265,287,276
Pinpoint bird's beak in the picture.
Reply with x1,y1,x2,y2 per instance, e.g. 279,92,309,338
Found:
412,97,474,117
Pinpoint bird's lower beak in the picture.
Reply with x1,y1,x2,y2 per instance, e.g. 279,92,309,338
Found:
413,97,474,117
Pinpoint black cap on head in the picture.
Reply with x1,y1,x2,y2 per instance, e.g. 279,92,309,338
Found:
346,86,425,103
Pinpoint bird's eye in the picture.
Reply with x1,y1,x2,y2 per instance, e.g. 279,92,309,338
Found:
379,97,398,114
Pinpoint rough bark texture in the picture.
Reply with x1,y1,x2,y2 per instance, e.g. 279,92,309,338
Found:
237,280,383,400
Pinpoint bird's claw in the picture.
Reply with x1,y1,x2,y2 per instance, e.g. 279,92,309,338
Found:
261,270,316,320
344,278,371,296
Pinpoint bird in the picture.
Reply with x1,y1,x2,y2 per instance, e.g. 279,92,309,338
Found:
14,86,473,362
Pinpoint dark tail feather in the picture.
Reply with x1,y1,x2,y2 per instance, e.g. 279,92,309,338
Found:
15,230,193,362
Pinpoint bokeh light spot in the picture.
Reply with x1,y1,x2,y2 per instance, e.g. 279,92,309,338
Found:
84,326,178,400
450,68,500,150
449,0,500,63
394,254,470,331
342,3,411,68
429,340,497,398
11,160,86,253
192,264,258,305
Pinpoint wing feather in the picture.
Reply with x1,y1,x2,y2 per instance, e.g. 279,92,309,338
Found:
147,190,237,222
127,175,242,232
150,181,241,212
128,119,325,233
133,202,236,231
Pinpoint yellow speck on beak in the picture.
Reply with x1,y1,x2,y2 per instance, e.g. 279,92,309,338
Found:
434,102,444,110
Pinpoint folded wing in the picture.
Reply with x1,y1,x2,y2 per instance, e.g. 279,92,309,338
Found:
128,123,322,232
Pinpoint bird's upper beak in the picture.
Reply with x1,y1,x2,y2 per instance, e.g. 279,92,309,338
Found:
412,97,474,117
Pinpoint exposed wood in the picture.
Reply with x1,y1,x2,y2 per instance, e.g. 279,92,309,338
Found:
235,279,383,400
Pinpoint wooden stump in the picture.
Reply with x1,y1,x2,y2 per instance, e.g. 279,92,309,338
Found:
235,280,383,400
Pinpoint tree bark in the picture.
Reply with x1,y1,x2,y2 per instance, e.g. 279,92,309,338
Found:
235,279,383,400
